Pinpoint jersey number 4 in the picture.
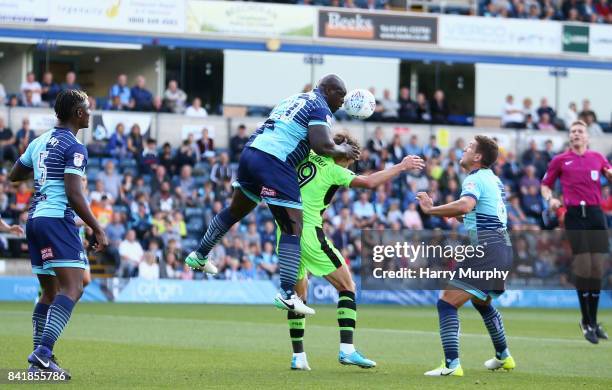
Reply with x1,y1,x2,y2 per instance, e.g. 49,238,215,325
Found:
38,151,49,185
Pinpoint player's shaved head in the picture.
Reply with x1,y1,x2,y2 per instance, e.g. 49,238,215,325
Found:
317,74,347,113
317,74,345,91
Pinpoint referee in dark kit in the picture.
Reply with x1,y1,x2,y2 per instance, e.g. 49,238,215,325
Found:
542,120,612,344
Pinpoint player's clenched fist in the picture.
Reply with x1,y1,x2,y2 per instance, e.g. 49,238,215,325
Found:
343,142,361,161
92,228,109,252
401,155,425,171
416,192,433,213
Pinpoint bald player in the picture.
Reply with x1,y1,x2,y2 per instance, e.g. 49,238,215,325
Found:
542,120,612,344
186,75,360,315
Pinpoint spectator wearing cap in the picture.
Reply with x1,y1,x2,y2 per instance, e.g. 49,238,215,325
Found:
163,80,187,114
109,74,132,108
130,75,153,111
60,71,81,91
185,97,208,117
20,72,42,106
229,124,249,163
41,72,60,106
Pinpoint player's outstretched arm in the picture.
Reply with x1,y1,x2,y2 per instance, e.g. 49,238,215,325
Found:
416,192,475,218
8,160,33,182
65,173,108,252
308,124,360,161
351,155,425,189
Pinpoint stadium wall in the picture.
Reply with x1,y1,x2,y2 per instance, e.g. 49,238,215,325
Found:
0,276,610,309
476,64,612,119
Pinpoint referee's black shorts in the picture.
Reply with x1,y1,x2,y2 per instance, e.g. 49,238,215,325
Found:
564,206,609,254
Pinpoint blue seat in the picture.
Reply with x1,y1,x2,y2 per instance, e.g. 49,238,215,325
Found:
86,167,101,182
88,157,102,168
181,238,199,252
187,218,204,233
185,207,204,218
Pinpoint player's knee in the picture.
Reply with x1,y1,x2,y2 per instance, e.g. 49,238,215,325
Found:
40,289,57,303
338,278,355,293
62,283,83,302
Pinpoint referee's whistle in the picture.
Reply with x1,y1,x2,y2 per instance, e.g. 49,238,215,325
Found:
580,200,586,218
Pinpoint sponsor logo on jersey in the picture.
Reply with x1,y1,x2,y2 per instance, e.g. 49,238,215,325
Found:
261,186,277,197
464,182,476,192
41,247,54,260
73,153,84,167
48,137,59,147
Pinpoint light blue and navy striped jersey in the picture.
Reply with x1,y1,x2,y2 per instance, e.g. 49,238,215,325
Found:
460,168,510,246
247,89,333,168
18,127,88,219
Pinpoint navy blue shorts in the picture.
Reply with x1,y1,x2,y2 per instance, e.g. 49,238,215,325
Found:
26,217,87,276
233,147,302,209
449,242,513,301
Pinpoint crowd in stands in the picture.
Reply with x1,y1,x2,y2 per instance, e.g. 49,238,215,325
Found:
260,0,612,23
1,113,611,286
367,87,452,125
481,0,612,23
3,67,465,125
501,95,603,133
0,72,207,117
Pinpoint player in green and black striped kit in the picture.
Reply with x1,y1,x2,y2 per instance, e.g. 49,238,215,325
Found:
286,133,424,370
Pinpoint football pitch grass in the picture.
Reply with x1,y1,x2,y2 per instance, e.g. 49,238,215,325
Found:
1,301,611,389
